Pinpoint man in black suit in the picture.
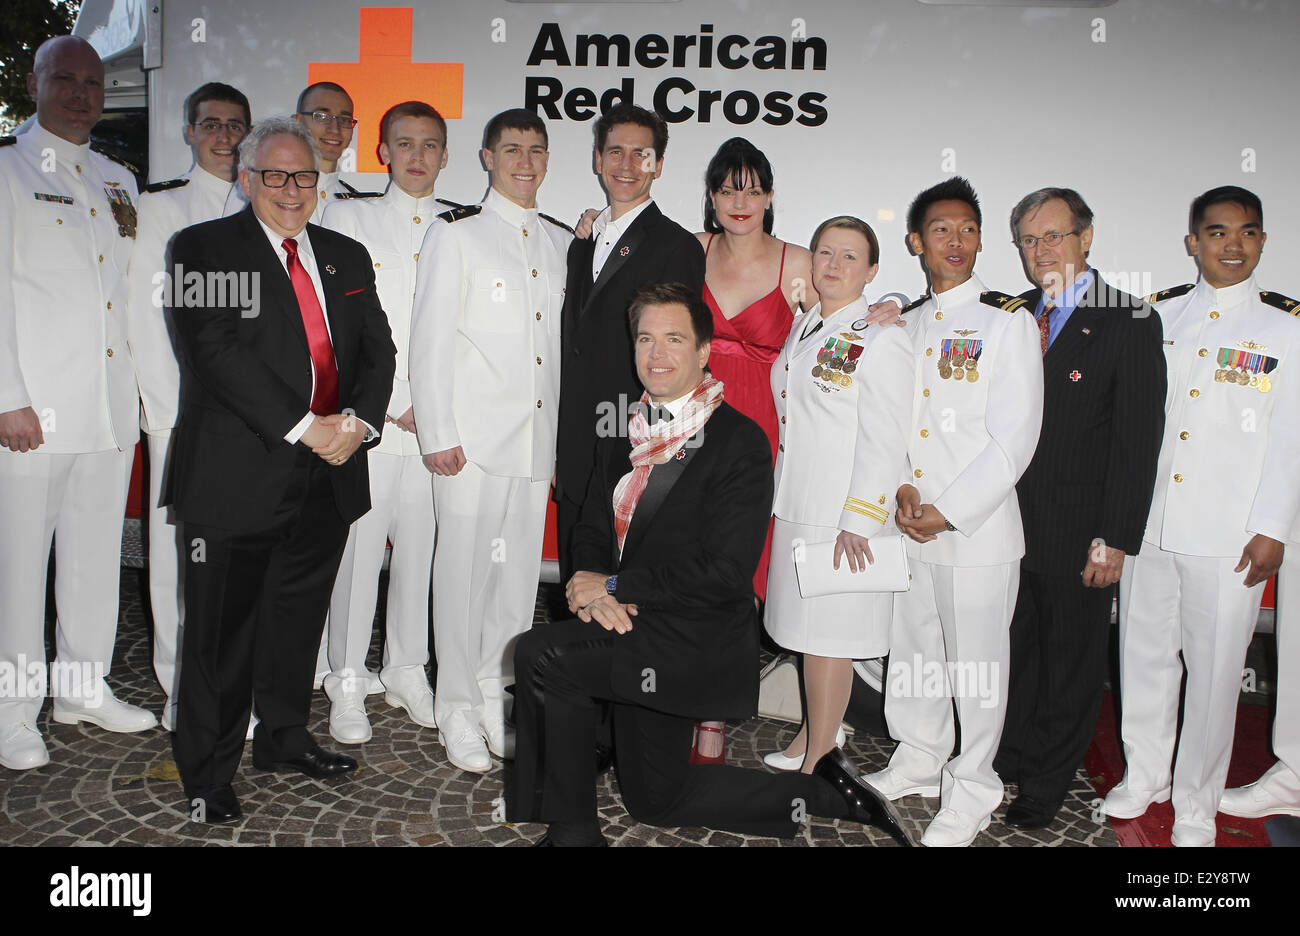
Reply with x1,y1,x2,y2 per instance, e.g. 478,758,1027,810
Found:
166,116,397,824
994,188,1166,829
508,283,909,846
555,104,705,578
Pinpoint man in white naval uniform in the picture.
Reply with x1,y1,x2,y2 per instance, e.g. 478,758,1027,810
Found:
0,36,156,771
863,177,1043,847
126,82,250,731
409,109,571,772
317,101,463,743
294,82,370,225
1104,186,1300,846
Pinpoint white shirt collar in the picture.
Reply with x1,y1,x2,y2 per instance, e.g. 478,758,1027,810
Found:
25,121,91,164
1199,274,1256,309
190,164,236,197
593,198,653,241
256,215,311,260
932,273,985,311
485,185,537,228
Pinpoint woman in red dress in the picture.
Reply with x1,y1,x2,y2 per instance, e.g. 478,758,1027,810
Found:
690,138,817,763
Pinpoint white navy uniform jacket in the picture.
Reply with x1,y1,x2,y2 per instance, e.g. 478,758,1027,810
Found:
321,184,453,457
311,170,371,225
0,124,138,453
901,274,1044,567
408,187,571,481
771,295,915,535
126,166,245,435
1143,277,1300,557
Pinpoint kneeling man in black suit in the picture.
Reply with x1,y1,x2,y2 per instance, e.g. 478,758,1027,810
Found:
507,282,909,846
166,116,397,823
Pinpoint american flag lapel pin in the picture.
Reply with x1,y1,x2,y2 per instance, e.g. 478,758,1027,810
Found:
1081,327,1091,335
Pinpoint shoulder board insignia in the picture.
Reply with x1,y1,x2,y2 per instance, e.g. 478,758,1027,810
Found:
980,290,1028,313
437,204,483,224
143,177,189,194
90,145,140,176
0,136,16,148
334,190,382,200
1260,291,1300,315
435,197,467,210
539,212,575,235
1144,283,1195,304
900,294,929,315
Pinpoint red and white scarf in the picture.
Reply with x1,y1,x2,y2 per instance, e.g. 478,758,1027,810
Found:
612,376,725,554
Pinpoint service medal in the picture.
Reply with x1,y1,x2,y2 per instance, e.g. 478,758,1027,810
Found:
938,362,952,380
1249,374,1260,388
105,187,137,239
811,364,823,378
967,368,980,383
952,367,964,381
840,374,854,388
842,361,857,374
1214,369,1225,382
816,349,832,365
1259,374,1272,393
1238,369,1251,386
829,357,845,371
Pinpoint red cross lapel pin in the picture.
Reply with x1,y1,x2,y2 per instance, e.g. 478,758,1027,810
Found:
1069,370,1082,382
620,245,630,257
325,264,336,275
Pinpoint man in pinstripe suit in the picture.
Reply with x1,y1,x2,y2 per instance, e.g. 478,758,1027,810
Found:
994,188,1167,829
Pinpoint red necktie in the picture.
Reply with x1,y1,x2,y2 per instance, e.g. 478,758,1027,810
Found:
282,238,338,415
1037,302,1054,356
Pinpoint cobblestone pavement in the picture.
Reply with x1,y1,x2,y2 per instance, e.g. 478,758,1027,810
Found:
0,569,1118,847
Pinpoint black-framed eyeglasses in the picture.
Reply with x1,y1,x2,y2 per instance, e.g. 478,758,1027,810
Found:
1016,230,1081,251
191,118,248,135
251,169,320,188
297,110,358,129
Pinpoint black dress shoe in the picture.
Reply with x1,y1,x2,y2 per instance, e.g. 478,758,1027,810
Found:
186,785,242,825
533,832,608,847
813,748,914,847
1005,794,1059,830
252,743,358,780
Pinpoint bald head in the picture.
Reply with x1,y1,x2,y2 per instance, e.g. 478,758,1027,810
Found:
28,36,105,144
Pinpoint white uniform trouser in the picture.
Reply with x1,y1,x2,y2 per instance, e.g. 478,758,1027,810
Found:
431,462,547,727
884,557,1017,820
322,451,436,698
1243,547,1300,801
0,448,132,726
1117,544,1265,835
145,430,184,720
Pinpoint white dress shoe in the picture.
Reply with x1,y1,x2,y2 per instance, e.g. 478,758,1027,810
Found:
763,726,848,771
53,681,157,733
921,808,990,847
1171,818,1215,847
0,721,50,770
329,693,372,744
1219,769,1300,819
440,712,491,773
860,765,941,800
481,714,514,759
1102,781,1171,820
382,674,438,729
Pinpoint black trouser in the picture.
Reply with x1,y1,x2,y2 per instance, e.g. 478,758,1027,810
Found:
995,568,1114,805
173,454,348,796
507,618,847,838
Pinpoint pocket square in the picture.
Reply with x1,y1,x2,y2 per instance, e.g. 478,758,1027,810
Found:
345,287,366,296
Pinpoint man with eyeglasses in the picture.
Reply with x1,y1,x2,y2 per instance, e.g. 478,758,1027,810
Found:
313,101,463,743
992,188,1165,831
165,116,396,823
126,81,252,733
1104,186,1300,846
0,36,156,772
294,81,369,224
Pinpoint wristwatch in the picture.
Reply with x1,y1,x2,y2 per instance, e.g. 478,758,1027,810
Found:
944,519,956,533
604,575,619,594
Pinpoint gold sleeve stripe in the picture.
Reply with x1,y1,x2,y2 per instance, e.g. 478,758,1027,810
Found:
844,501,888,523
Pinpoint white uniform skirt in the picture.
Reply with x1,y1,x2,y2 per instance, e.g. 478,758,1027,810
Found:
764,516,893,659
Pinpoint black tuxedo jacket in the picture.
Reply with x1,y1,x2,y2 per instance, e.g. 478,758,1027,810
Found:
1016,273,1166,576
555,202,705,504
165,206,396,533
570,402,771,720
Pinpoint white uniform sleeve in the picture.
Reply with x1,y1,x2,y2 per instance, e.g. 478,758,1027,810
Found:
125,191,179,429
933,308,1043,534
0,173,32,413
1247,328,1300,543
409,219,464,455
839,325,916,537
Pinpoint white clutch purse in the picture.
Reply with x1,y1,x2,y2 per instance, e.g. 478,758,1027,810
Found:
794,535,911,597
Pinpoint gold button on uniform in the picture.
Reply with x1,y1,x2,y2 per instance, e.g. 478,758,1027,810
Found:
106,348,114,357
522,228,529,238
914,469,923,478
536,400,542,408
106,301,112,310
413,216,421,224
1198,348,1208,357
925,347,934,357
1190,389,1200,398
91,208,97,216
75,164,82,173
1173,473,1184,483
535,312,542,321
536,357,542,365
531,269,538,277
374,262,381,268
920,429,929,438
413,253,419,261
1179,431,1189,440
1209,311,1219,320
923,388,931,398
935,311,943,321
56,219,63,225
97,254,103,263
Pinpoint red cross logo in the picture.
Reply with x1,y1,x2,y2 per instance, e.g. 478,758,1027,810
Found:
309,8,464,173
1069,370,1082,382
620,246,631,257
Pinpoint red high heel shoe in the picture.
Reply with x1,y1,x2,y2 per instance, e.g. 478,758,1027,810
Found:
689,721,726,764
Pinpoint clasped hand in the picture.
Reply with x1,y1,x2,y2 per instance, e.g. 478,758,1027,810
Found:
302,413,366,465
895,484,949,542
566,570,638,634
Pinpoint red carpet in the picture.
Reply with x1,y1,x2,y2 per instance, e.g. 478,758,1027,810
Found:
1084,691,1276,846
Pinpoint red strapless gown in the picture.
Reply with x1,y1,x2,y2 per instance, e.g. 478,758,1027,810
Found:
702,237,793,600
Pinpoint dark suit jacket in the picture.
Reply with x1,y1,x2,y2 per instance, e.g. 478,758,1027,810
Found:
555,202,705,504
1016,273,1166,576
570,402,771,720
165,206,397,533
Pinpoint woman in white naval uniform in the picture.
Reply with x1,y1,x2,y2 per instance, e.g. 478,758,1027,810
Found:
765,217,915,771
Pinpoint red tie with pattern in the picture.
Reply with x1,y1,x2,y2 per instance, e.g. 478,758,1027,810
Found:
1037,301,1054,356
282,237,339,415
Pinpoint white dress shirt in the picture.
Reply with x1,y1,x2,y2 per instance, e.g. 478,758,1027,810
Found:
591,198,654,281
